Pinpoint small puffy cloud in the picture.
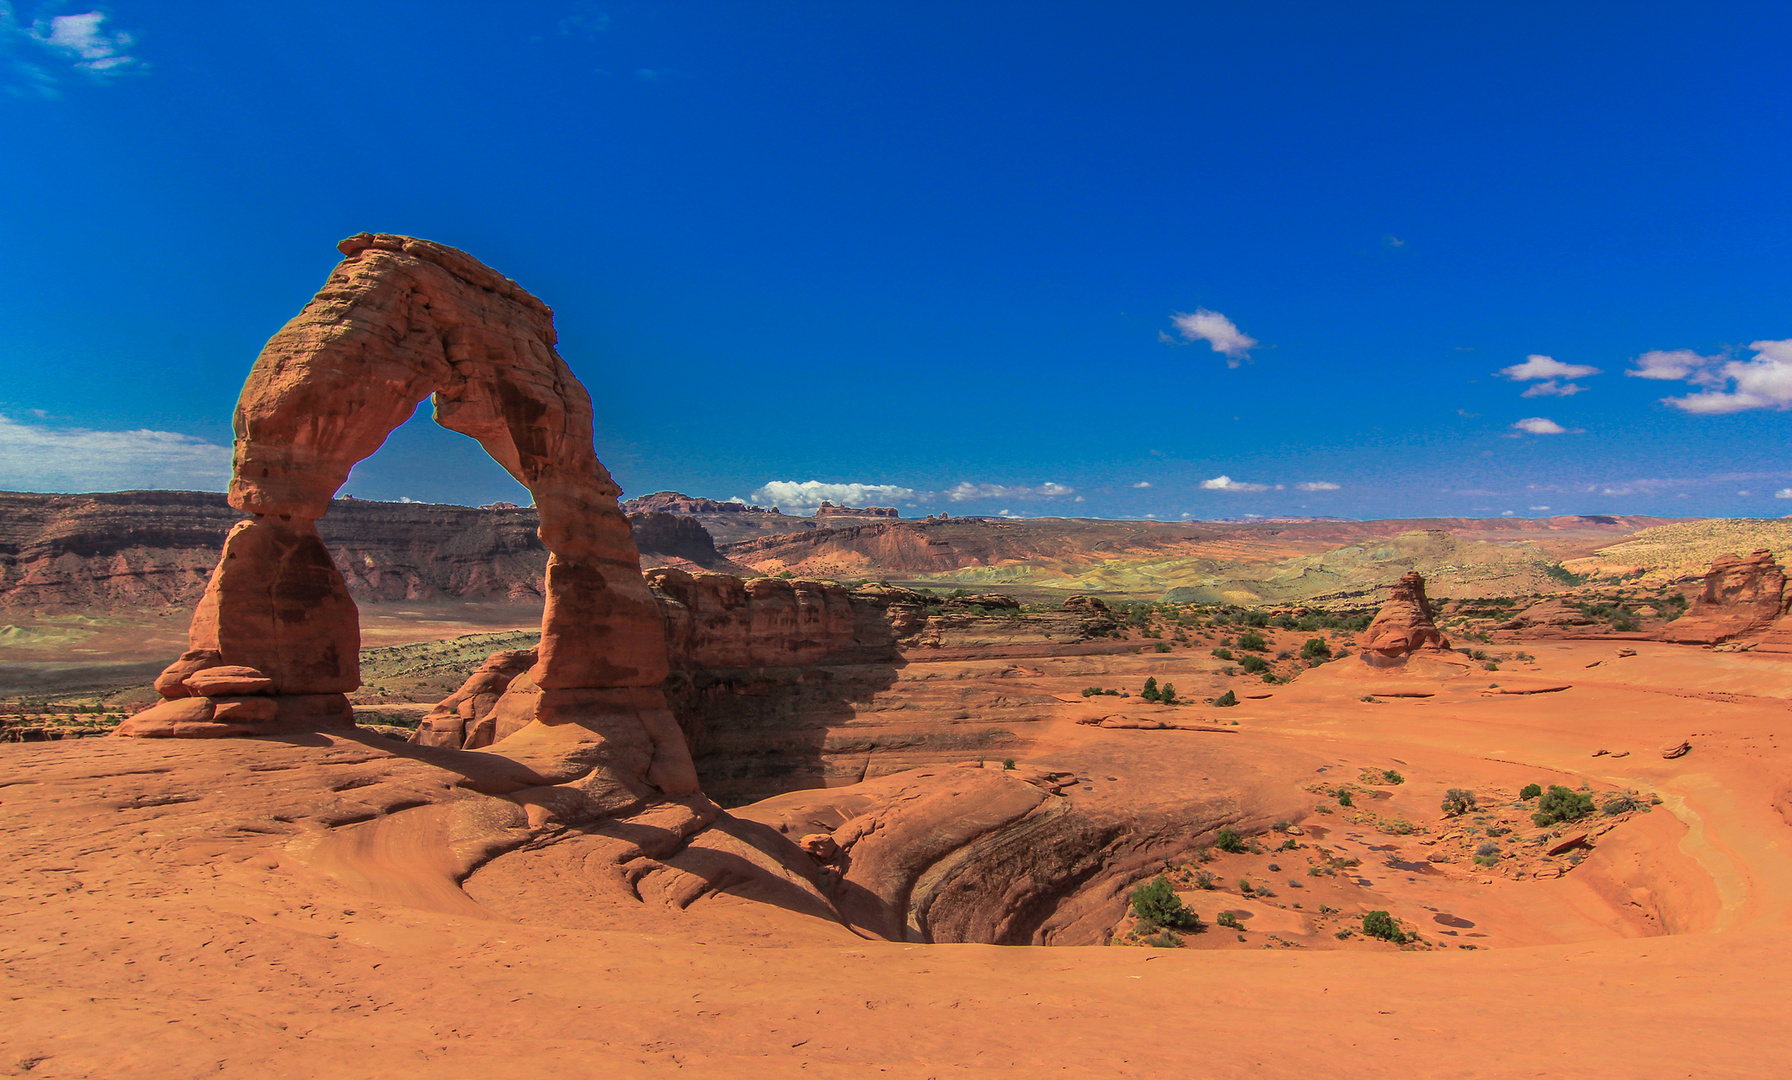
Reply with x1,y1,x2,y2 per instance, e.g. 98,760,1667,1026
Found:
946,481,1075,502
749,480,917,511
1200,475,1270,492
1512,417,1569,435
1530,505,1551,511
28,9,138,71
0,413,231,492
1499,354,1601,381
1501,510,1515,516
1520,379,1587,398
1662,340,1792,414
1132,481,1152,488
1776,489,1792,499
1294,481,1340,491
1167,308,1258,366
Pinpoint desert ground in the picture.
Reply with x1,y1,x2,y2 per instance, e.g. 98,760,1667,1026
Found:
2,617,1788,1078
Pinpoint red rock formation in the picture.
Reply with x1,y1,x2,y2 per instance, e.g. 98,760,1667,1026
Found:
118,234,699,805
1359,571,1450,665
1658,550,1789,644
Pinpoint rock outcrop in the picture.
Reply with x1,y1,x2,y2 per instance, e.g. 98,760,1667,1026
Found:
117,234,701,819
1360,571,1450,665
1657,550,1789,644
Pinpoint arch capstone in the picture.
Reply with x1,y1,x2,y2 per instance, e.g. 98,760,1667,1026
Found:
118,233,700,798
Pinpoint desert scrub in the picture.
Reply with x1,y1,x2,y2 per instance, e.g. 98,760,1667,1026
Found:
1376,817,1416,835
1441,788,1477,817
1213,690,1238,707
1236,631,1269,652
1300,636,1332,660
1520,783,1543,800
1211,647,1236,660
1337,789,1354,807
1214,826,1247,854
1216,911,1242,930
1361,910,1407,943
1192,869,1218,890
1601,792,1647,816
1240,654,1271,675
1532,785,1595,826
1129,874,1202,931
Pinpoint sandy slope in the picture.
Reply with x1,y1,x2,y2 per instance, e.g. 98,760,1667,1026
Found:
1,639,1788,1077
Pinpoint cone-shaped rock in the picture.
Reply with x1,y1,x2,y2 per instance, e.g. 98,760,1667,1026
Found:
1360,571,1450,665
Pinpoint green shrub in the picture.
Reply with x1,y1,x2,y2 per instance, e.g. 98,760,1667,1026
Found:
1154,641,1172,653
1213,690,1238,707
1337,789,1354,807
1240,654,1271,674
1158,682,1178,705
1215,826,1247,853
1532,784,1595,826
1600,792,1645,816
1381,769,1404,785
1216,911,1242,930
1130,874,1201,930
1146,930,1185,948
1211,647,1235,660
1441,788,1477,816
1520,783,1543,800
1300,637,1332,659
1236,631,1269,652
1192,869,1217,890
1361,910,1407,943
1141,676,1161,702
1002,758,1016,771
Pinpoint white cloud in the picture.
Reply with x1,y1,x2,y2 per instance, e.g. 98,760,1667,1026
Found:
1627,348,1722,383
0,413,231,492
749,480,917,511
946,481,1075,502
1662,340,1792,414
1501,510,1514,516
1132,481,1152,488
3,5,140,95
1167,308,1258,366
1529,505,1550,510
1200,475,1270,492
1512,417,1569,435
1520,379,1587,398
1499,354,1601,382
1294,481,1340,491
1776,489,1792,499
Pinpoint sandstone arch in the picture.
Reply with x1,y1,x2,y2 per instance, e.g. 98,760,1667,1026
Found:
119,233,698,797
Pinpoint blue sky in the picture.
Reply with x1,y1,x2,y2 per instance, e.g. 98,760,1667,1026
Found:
2,1,1789,521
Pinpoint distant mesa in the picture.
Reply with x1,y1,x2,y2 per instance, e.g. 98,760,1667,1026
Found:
622,492,783,516
813,500,900,520
1360,570,1451,666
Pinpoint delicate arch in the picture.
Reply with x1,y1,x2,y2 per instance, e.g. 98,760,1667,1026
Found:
120,234,698,797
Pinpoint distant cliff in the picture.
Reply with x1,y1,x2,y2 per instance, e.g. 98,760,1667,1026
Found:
0,491,735,612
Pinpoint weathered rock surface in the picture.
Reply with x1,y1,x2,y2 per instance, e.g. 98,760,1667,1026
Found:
1360,571,1450,665
413,571,1129,803
1658,550,1789,644
118,233,699,813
